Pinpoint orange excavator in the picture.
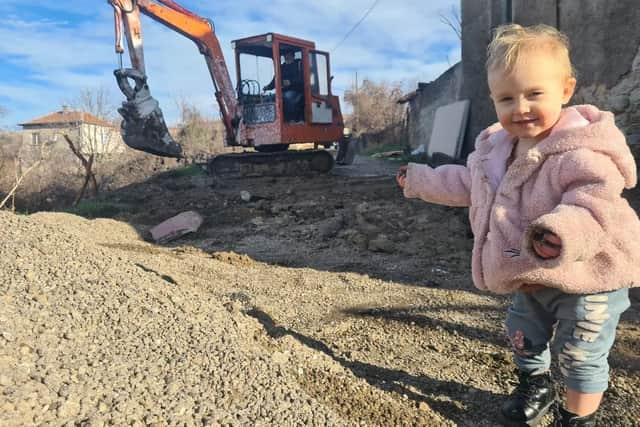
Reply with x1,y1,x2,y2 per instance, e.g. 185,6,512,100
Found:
108,0,354,176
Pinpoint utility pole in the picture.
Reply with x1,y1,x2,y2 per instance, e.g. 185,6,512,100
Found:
354,71,359,132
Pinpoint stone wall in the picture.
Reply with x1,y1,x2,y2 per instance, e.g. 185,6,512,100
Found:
458,0,640,154
404,63,462,150
404,1,640,157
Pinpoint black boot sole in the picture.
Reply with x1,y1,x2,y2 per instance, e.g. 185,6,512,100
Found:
500,399,555,426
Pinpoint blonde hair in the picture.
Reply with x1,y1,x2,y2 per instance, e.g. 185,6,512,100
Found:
486,24,575,78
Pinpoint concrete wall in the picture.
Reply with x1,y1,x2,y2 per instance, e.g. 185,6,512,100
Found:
458,0,508,157
561,2,640,144
458,0,640,154
405,63,462,150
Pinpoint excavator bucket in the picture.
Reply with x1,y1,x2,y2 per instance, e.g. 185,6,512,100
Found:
114,68,182,158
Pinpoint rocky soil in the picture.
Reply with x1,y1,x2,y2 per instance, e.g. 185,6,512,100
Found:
1,155,639,426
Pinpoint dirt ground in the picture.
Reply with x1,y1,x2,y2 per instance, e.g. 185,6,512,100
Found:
1,153,639,426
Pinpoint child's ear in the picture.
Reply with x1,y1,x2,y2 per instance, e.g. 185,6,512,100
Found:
562,77,577,104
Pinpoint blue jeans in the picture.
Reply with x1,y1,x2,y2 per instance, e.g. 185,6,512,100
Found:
505,287,630,393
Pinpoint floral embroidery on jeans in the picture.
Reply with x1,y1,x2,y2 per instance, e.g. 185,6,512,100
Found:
507,329,535,357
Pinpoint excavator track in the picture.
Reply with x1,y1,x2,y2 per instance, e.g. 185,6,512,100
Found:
207,149,334,178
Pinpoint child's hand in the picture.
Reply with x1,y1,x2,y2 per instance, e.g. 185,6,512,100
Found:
531,229,562,259
396,165,408,188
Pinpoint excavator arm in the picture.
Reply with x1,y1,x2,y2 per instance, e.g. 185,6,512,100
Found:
108,0,240,157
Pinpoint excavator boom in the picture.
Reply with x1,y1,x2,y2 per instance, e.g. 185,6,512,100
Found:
109,0,240,157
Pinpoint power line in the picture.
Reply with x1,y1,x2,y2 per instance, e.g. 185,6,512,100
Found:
331,0,381,53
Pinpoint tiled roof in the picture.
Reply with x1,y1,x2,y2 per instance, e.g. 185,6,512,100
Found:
19,109,115,128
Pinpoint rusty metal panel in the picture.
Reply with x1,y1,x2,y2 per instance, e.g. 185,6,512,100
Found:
242,103,277,124
281,123,342,145
246,120,281,146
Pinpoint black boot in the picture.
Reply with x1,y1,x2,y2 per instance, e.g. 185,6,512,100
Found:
501,370,556,426
553,406,597,427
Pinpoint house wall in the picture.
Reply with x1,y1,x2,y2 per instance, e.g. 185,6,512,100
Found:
405,63,462,150
79,123,124,154
17,123,124,155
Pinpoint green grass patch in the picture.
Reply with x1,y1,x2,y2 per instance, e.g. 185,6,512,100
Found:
164,164,206,178
66,201,127,219
362,143,431,164
362,144,407,156
404,152,431,164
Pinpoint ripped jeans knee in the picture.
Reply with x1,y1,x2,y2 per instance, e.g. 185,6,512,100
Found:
505,288,630,392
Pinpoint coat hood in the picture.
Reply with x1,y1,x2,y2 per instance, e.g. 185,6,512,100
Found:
475,105,636,189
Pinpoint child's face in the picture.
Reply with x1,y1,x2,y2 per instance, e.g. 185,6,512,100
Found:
488,50,576,142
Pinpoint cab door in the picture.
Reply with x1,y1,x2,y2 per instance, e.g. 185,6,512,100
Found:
308,50,333,124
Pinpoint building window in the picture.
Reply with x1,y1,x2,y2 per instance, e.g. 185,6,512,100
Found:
32,132,40,146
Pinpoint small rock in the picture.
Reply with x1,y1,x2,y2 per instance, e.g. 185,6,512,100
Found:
272,351,289,364
347,231,369,250
318,216,344,239
629,88,640,106
0,374,12,386
58,384,70,398
368,234,396,253
97,400,110,413
57,397,81,418
271,203,288,214
431,266,449,275
608,95,629,113
250,217,265,226
19,344,33,355
418,402,430,412
355,202,369,213
240,190,252,202
166,381,180,395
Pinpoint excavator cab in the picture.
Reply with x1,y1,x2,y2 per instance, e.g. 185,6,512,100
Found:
232,34,344,152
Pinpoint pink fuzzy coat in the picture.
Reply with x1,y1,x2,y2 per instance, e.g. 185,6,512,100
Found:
403,105,640,294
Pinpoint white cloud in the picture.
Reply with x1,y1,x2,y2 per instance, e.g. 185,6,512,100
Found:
0,0,460,128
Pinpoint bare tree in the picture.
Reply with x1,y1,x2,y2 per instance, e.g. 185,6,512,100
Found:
63,134,98,206
66,86,119,155
60,87,120,203
439,5,462,40
0,142,48,211
0,105,7,132
343,79,405,135
71,86,115,121
176,98,219,158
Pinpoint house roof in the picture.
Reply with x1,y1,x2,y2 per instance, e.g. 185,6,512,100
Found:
19,108,115,128
397,82,429,104
397,90,418,104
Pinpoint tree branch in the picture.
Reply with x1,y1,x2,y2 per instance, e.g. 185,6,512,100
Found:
64,133,99,205
0,146,45,210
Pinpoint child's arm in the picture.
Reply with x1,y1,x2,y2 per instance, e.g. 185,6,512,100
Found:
397,162,471,207
523,149,627,264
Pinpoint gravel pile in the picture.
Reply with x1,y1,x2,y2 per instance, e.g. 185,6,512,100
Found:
0,211,448,426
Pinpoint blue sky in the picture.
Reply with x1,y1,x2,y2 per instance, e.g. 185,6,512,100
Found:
0,0,461,129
